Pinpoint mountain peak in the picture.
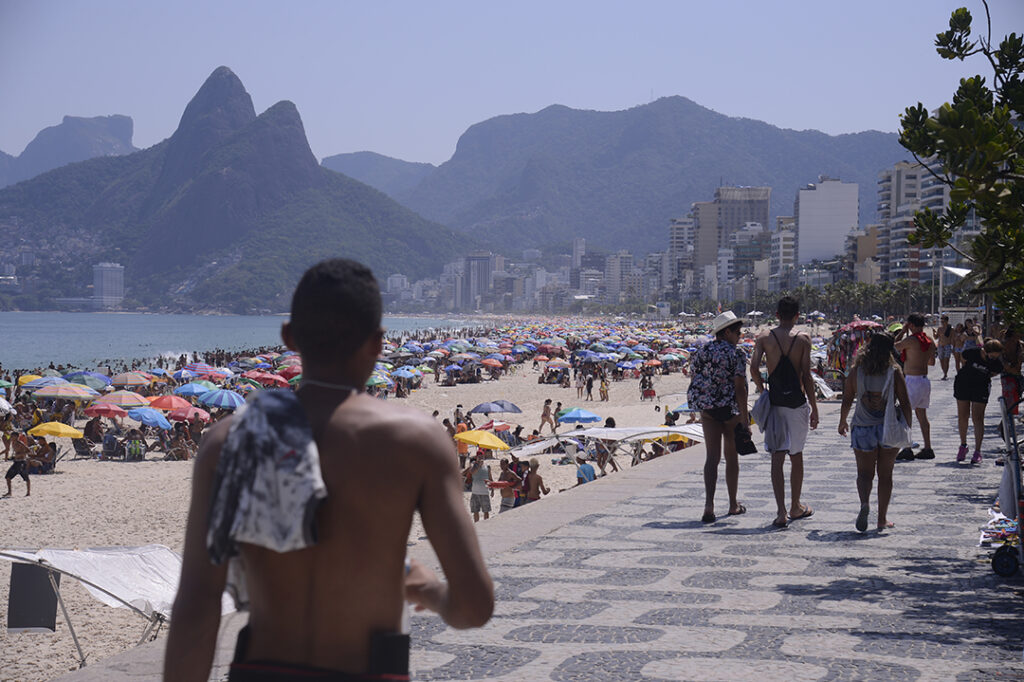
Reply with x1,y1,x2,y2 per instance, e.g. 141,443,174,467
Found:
156,66,257,191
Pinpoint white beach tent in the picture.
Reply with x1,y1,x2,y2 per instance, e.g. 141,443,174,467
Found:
0,544,235,668
510,424,705,468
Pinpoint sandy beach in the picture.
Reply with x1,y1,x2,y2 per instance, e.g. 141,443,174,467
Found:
0,351,703,680
0,320,838,680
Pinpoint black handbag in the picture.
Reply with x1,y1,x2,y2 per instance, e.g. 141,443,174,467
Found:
735,424,757,455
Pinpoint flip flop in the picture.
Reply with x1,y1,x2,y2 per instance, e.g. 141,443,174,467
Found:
728,504,746,516
790,505,814,520
772,517,789,528
877,521,895,530
855,506,869,533
701,512,716,524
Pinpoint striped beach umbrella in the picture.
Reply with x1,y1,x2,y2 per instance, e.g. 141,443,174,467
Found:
33,384,99,401
22,376,69,391
198,389,245,410
111,372,151,388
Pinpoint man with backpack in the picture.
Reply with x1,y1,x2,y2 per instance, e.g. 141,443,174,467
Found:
750,297,819,528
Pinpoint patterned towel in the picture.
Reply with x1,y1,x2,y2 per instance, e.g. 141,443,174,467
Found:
206,389,327,608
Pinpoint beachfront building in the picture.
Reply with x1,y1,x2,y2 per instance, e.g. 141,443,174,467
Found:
843,225,881,284
92,262,124,309
794,177,859,264
769,228,797,291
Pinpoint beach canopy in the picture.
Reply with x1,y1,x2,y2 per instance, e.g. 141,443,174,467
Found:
28,421,84,438
453,429,511,451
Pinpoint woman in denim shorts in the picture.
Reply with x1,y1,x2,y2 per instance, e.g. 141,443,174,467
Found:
838,334,912,533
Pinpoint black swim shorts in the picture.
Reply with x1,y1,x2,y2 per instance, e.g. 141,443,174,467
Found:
5,460,29,482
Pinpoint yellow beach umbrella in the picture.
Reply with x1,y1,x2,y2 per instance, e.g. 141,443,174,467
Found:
28,421,84,438
453,430,510,451
17,374,42,386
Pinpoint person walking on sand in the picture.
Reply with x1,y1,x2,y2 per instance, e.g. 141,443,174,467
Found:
585,374,594,401
749,296,818,528
4,433,33,497
838,333,911,532
934,315,955,380
165,259,492,681
954,338,1004,464
894,313,936,460
688,311,750,524
539,398,556,434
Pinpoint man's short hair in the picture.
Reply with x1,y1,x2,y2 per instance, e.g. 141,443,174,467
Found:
289,259,381,364
776,296,799,320
907,313,925,328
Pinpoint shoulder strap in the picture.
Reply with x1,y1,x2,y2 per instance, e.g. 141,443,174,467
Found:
770,329,797,358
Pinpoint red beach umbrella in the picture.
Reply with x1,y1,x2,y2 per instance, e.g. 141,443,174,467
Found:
168,406,211,423
84,403,128,418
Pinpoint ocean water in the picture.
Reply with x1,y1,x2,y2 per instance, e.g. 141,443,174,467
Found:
0,312,471,371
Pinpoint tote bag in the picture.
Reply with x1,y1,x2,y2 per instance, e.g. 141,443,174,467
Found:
881,367,912,449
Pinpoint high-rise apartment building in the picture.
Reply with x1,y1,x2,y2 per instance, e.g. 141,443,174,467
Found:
92,262,124,309
794,177,859,264
461,252,492,310
571,238,586,268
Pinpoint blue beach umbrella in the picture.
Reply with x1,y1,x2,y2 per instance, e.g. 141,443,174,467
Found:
392,368,416,379
175,381,216,397
127,407,172,430
558,408,602,423
22,376,70,391
198,389,245,410
173,369,196,381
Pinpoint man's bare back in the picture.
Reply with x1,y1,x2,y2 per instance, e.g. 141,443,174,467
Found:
751,326,810,381
895,325,936,376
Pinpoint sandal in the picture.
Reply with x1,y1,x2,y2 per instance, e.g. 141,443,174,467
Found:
728,504,746,516
772,517,789,528
701,511,716,524
789,505,814,520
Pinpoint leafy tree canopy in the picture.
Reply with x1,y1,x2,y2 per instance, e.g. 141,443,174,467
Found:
899,1,1024,325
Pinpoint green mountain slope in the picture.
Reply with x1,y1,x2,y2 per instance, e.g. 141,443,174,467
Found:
0,67,465,312
321,151,435,201
395,97,906,253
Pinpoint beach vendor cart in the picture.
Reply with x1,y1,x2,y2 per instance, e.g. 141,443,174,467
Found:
822,320,883,392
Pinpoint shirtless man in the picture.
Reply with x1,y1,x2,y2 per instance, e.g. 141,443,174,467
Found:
4,434,32,496
525,458,550,502
496,459,521,513
166,259,492,681
749,296,819,528
934,315,954,380
894,312,937,460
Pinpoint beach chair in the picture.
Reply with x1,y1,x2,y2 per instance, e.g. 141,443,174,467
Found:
72,438,96,460
101,433,124,461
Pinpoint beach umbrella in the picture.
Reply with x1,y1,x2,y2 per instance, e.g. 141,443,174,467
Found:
147,368,171,377
28,421,84,438
558,408,602,423
365,375,390,388
17,374,42,386
40,368,63,378
84,402,128,418
453,429,510,451
175,381,218,396
198,389,245,410
22,376,69,391
0,378,12,389
94,390,150,408
65,371,112,391
172,369,196,381
185,362,215,374
443,364,462,372
33,384,99,400
480,358,503,368
149,395,192,411
392,368,417,379
111,372,151,388
168,406,211,422
127,407,172,430
288,374,302,386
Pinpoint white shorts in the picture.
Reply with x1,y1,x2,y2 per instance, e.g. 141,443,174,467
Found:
763,403,811,455
905,375,930,409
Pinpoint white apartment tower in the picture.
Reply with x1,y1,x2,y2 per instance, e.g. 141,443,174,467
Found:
794,177,859,264
92,262,124,309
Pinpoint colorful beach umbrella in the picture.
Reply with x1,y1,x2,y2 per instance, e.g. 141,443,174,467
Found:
32,384,99,401
453,429,510,451
110,371,152,387
84,403,128,418
558,408,602,423
149,395,192,411
94,390,150,408
22,376,69,391
198,389,245,410
28,421,84,438
127,407,172,430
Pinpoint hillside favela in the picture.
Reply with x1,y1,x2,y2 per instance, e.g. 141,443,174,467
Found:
1,2,1023,682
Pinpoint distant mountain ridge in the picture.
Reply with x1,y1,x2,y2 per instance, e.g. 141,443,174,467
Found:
321,151,435,201
0,115,137,188
0,67,465,312
348,97,905,254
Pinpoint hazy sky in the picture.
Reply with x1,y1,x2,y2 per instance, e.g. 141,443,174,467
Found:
1,1,1020,165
